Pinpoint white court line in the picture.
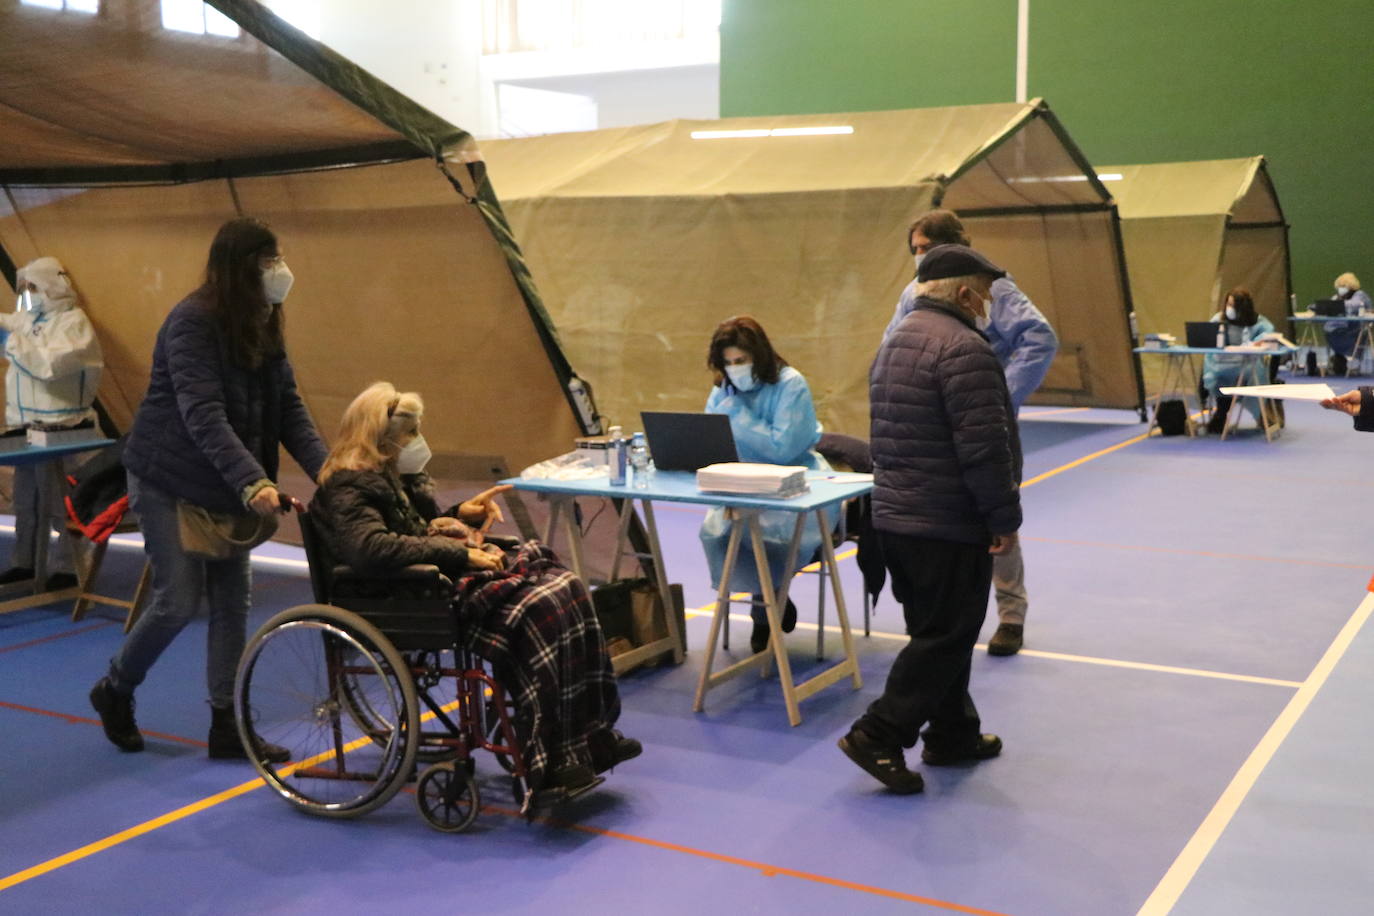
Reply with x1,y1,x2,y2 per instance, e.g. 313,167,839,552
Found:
1137,590,1374,914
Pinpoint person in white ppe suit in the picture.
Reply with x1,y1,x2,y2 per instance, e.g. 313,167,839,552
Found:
0,256,104,588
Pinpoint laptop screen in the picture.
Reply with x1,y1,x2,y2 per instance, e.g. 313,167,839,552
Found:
640,412,739,472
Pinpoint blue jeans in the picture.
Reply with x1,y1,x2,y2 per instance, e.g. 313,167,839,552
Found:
107,475,252,708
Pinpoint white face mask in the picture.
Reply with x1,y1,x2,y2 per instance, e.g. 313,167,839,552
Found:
22,289,42,313
262,261,295,304
913,252,923,273
396,434,432,475
1225,305,1237,320
1337,286,1351,297
724,363,757,392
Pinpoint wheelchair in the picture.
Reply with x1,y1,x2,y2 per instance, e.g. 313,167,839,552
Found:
233,510,573,833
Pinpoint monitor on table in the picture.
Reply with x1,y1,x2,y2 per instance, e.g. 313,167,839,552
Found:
1311,299,1346,317
1185,321,1221,348
640,412,739,472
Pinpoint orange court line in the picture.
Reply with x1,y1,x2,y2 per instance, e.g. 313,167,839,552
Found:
482,804,1011,915
0,620,116,654
0,700,207,748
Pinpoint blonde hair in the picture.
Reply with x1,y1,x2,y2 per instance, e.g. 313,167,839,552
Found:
1336,272,1361,291
915,274,989,304
318,381,424,483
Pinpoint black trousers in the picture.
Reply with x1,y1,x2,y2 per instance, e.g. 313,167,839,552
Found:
855,531,993,751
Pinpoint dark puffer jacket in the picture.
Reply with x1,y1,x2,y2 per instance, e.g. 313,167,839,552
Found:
123,290,328,514
308,468,473,579
870,296,1022,544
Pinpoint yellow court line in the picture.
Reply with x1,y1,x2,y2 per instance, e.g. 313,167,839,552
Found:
1021,429,1151,488
1019,406,1091,419
1138,591,1374,914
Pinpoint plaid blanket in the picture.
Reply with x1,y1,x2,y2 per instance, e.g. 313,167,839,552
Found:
453,542,619,793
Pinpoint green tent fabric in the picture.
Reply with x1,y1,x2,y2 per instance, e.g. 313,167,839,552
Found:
479,99,1144,438
0,0,588,482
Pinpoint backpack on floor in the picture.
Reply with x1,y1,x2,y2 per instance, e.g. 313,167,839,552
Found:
1155,399,1191,436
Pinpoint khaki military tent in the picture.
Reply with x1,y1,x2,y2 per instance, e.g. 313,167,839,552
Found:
0,0,586,493
1105,157,1291,372
479,99,1144,436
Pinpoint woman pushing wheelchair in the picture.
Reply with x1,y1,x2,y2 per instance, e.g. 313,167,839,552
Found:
308,382,640,794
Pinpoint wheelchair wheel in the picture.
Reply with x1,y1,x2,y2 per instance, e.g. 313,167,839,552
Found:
415,762,481,833
236,604,420,819
341,651,463,765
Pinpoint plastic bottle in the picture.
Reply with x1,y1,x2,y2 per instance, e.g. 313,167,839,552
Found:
607,425,627,485
630,431,649,488
1216,318,1226,349
1128,310,1139,346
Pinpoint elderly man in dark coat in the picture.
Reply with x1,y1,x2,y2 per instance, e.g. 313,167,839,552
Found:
839,244,1022,795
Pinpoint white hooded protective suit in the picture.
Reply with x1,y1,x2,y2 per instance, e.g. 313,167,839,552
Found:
2,257,103,426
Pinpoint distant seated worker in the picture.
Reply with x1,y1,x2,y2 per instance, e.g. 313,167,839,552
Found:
308,382,640,794
1202,287,1274,434
1323,272,1371,376
0,257,104,589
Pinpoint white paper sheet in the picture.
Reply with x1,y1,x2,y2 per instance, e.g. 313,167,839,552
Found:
1219,383,1337,402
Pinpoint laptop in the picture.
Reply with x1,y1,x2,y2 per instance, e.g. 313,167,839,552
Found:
640,411,739,472
1311,299,1346,317
1185,321,1222,348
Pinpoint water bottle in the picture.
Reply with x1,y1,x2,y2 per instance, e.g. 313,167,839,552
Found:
630,431,649,488
1216,319,1226,349
607,425,627,486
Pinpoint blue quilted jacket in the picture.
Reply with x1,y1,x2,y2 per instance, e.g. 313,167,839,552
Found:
870,297,1022,544
123,289,327,514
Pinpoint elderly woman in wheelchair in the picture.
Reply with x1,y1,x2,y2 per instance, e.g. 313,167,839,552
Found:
234,382,638,830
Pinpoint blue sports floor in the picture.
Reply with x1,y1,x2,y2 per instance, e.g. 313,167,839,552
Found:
3,386,1374,915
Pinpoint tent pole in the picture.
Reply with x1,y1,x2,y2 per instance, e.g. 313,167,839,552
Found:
0,238,14,292
1107,205,1147,421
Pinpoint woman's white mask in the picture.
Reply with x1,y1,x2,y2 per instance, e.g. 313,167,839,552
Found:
396,434,432,475
1337,285,1351,297
1225,305,1238,320
725,363,757,392
262,261,295,305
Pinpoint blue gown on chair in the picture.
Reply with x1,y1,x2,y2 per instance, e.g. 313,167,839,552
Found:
698,367,836,595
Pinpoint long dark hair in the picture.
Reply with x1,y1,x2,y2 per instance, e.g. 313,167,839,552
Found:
707,316,788,390
1225,287,1258,327
909,209,972,251
205,218,284,368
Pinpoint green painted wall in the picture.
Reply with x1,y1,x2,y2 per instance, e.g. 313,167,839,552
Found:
721,0,1374,304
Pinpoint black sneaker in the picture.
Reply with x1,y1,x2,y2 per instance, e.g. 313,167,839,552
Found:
208,706,289,763
837,727,923,794
89,677,144,752
921,734,1002,767
749,596,799,653
589,729,643,773
987,623,1023,656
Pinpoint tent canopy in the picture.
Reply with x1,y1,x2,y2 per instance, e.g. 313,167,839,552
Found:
1104,156,1290,350
479,99,1142,439
0,0,582,482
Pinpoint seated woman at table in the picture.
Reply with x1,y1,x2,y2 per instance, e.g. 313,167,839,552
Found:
699,316,835,654
1203,287,1274,434
1324,272,1372,375
308,381,640,794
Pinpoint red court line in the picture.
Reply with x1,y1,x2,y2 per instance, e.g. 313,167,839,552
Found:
0,700,208,748
0,621,117,654
481,802,1011,915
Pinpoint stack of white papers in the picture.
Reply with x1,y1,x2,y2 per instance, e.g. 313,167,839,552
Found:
1219,383,1336,402
697,462,809,498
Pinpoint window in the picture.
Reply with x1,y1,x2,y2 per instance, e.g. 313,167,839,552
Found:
483,0,720,55
161,0,240,38
20,0,100,12
262,0,322,40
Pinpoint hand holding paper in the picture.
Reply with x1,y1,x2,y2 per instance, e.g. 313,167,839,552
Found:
1320,389,1362,416
1219,383,1337,402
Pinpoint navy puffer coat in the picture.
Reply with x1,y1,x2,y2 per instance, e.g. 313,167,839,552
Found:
123,289,328,514
869,297,1022,544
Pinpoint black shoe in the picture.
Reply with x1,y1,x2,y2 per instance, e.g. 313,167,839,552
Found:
44,572,79,592
0,566,34,585
987,623,1024,656
749,595,798,652
208,705,289,763
547,761,599,793
89,677,144,752
589,728,643,773
749,621,770,654
781,597,797,633
921,734,1002,767
837,727,923,794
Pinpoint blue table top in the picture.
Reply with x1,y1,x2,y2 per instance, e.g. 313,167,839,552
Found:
1134,346,1295,355
505,469,872,512
1288,314,1374,321
0,438,114,467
